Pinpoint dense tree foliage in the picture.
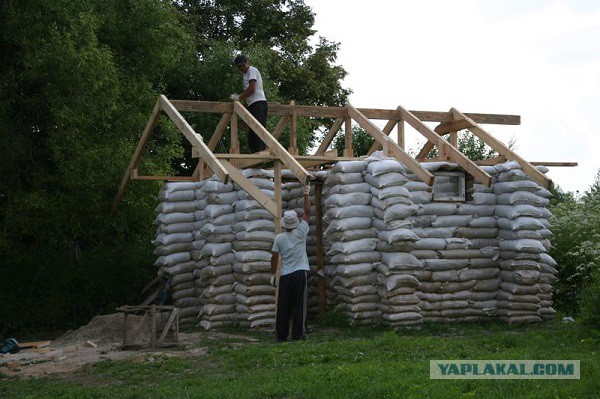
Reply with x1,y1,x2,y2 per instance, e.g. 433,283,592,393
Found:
0,0,349,335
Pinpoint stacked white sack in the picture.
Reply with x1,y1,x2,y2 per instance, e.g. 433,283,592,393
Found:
494,162,556,323
403,162,500,323
282,176,321,316
364,153,423,327
323,160,380,325
195,177,238,330
233,169,277,328
153,181,204,327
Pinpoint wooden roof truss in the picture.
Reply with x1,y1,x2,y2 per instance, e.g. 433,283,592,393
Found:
113,96,576,215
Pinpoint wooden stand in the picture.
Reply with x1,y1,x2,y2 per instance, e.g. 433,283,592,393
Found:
117,305,179,349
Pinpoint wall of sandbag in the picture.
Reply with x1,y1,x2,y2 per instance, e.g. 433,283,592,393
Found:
152,153,557,328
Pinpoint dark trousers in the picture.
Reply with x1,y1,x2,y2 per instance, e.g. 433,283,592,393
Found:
247,101,267,153
276,270,308,341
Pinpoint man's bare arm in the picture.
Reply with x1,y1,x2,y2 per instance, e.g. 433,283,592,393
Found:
270,251,279,274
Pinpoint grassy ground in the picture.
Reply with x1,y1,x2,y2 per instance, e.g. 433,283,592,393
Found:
1,317,598,399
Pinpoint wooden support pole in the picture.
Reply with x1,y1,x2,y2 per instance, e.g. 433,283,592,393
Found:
344,116,353,157
315,182,326,315
397,120,405,149
274,161,282,314
150,304,157,349
289,100,298,155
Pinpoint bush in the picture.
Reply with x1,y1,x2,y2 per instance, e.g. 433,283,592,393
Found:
579,266,600,328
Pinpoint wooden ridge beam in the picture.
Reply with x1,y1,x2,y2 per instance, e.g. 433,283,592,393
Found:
170,100,520,125
112,98,161,214
160,96,229,184
347,104,434,185
234,101,310,184
220,159,277,217
399,105,492,186
451,107,552,189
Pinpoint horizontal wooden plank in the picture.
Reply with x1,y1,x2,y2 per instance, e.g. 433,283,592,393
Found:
133,175,199,181
530,162,578,167
170,99,520,125
19,340,52,349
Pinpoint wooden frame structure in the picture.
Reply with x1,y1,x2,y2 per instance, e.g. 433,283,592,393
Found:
113,95,574,215
113,96,576,315
118,305,179,349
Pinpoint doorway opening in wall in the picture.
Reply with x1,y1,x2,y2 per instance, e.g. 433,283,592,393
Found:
432,171,466,202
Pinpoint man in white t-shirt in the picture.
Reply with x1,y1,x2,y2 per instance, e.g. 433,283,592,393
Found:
231,54,268,153
270,184,311,341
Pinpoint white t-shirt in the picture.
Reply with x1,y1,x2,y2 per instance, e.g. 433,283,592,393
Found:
243,66,266,106
272,220,309,276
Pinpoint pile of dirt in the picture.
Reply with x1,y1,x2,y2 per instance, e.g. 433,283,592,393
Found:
52,313,149,348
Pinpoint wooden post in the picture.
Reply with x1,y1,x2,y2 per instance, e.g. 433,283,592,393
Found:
150,304,156,348
230,113,239,166
315,182,326,314
274,161,283,315
397,120,405,149
289,100,298,155
344,115,353,157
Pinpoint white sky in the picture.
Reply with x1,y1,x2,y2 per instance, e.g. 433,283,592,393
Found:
305,0,600,194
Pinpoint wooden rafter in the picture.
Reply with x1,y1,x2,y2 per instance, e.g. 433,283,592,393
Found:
112,98,161,214
233,101,310,185
347,104,435,185
451,108,552,189
398,105,492,186
220,160,277,216
160,96,229,184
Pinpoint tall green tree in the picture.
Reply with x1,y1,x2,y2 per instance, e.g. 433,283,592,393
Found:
0,0,198,334
172,0,350,156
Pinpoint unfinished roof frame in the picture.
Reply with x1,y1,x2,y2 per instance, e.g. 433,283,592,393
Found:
113,96,576,215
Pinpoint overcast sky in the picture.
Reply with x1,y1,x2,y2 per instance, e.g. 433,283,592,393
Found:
305,0,600,194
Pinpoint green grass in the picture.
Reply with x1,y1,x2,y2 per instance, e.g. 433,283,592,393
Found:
1,319,598,399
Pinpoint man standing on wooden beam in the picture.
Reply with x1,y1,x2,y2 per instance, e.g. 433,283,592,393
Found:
231,54,268,153
270,183,311,342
